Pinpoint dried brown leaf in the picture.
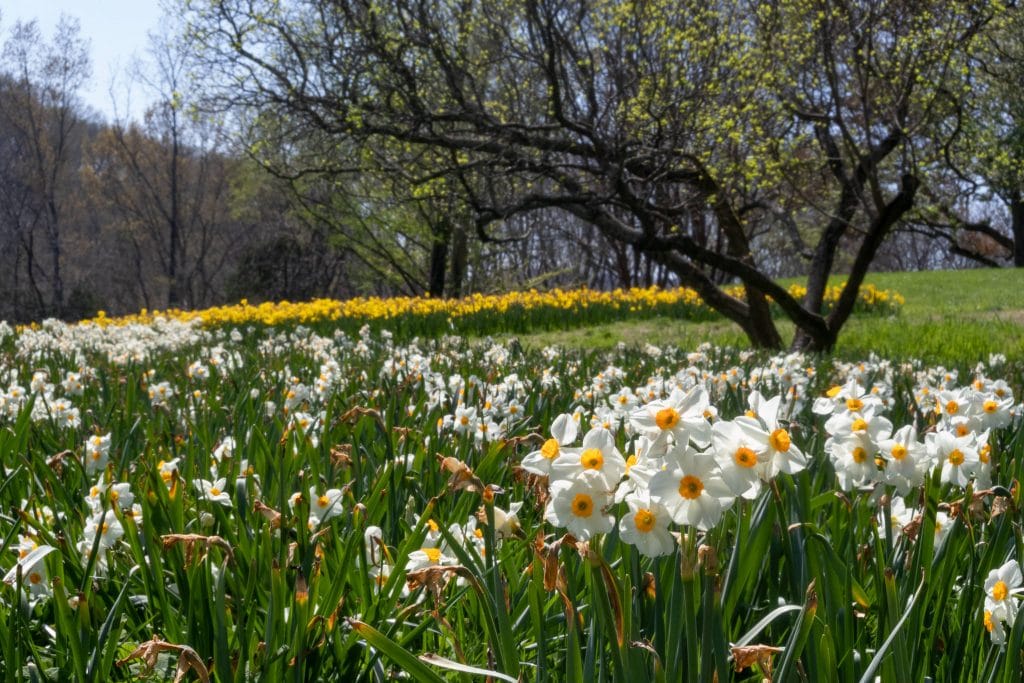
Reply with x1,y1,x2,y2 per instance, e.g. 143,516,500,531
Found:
336,406,386,430
253,501,282,528
732,644,783,675
117,636,211,683
161,534,235,566
437,455,486,494
992,495,1012,519
329,444,353,467
47,450,73,474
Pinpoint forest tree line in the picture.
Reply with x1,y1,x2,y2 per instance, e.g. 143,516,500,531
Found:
0,15,681,323
2,2,1022,338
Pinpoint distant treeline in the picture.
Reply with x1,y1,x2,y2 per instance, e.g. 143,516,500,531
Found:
0,7,1019,326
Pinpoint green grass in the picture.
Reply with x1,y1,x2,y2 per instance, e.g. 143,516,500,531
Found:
493,268,1024,364
828,268,1024,318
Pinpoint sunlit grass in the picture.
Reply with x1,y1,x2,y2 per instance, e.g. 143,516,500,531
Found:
500,269,1024,364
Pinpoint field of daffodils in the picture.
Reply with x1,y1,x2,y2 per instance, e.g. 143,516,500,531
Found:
1,303,1021,681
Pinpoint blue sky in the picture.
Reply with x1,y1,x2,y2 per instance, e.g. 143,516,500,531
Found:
1,0,165,122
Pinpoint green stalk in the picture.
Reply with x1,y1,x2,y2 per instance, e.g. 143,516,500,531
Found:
679,532,699,683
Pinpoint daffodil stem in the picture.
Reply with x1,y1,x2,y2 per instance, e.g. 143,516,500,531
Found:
680,531,700,683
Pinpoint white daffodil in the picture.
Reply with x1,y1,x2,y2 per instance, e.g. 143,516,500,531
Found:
746,391,807,477
62,371,85,395
308,486,344,526
931,510,953,548
975,433,995,490
550,426,626,489
491,501,523,539
291,411,323,448
985,608,1008,645
928,430,980,487
544,470,614,540
449,517,487,559
453,405,477,434
614,436,662,503
195,478,232,506
936,388,972,424
86,477,110,514
878,425,929,495
972,395,1014,432
4,543,57,600
812,380,883,417
158,458,180,488
878,495,915,540
148,381,174,407
711,418,768,499
406,528,456,572
473,416,503,444
649,443,734,530
985,559,1023,628
84,510,124,549
406,546,455,573
48,397,80,429
630,385,711,455
619,493,676,558
824,408,893,444
609,387,639,415
84,432,112,475
80,510,124,577
108,482,135,512
364,526,386,565
828,432,880,491
212,436,237,465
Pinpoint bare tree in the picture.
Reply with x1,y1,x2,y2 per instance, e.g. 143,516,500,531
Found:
83,25,241,309
0,16,90,317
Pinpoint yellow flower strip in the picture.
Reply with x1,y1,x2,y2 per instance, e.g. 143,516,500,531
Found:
78,283,902,330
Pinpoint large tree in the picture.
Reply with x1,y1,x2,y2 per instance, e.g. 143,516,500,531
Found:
184,0,1003,349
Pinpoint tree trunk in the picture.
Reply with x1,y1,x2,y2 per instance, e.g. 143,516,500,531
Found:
744,286,784,348
793,186,858,351
448,222,468,298
792,323,837,354
795,175,920,353
427,221,450,298
132,237,151,311
168,110,182,309
22,228,47,320
1012,195,1024,268
46,201,64,318
653,250,785,349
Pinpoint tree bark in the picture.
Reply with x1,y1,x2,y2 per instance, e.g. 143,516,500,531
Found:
1011,194,1024,267
427,221,450,298
46,207,64,317
168,112,182,309
793,175,920,353
448,222,468,298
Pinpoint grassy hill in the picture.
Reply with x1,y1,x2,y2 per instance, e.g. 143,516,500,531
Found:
493,268,1024,364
